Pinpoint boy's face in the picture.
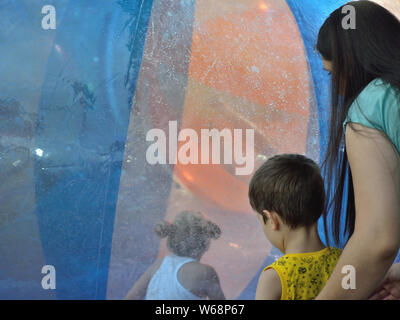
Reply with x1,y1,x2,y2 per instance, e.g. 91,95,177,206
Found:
257,210,285,252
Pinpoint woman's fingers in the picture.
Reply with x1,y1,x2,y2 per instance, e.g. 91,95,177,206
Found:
369,288,389,300
385,282,400,299
384,294,399,300
368,265,400,300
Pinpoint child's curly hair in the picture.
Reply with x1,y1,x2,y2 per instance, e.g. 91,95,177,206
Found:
154,211,221,259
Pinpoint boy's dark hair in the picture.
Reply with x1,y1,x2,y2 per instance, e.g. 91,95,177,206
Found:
249,154,325,229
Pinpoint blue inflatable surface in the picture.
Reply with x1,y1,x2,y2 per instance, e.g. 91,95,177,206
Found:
5,0,397,300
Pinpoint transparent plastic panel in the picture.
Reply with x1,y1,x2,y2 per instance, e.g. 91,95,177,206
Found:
1,0,398,299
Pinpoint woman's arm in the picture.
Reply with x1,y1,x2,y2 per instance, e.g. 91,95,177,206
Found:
124,258,163,300
316,124,400,300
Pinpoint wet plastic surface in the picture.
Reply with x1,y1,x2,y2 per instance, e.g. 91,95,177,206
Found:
0,0,398,299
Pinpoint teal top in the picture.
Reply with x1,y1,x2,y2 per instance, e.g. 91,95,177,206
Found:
343,78,400,155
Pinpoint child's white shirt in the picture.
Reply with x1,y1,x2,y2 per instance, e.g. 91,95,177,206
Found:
145,255,204,300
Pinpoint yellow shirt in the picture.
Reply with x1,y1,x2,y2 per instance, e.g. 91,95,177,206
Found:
264,247,342,300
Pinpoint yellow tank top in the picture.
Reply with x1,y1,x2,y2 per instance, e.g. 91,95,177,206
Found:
264,247,342,300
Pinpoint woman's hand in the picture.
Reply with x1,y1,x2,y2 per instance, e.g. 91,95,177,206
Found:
369,263,400,300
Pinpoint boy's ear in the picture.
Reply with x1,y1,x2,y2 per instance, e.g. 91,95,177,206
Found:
263,210,280,231
258,211,267,225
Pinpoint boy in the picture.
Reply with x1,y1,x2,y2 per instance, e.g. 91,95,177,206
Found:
249,154,342,300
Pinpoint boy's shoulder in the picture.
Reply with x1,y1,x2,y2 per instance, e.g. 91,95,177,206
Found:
264,247,342,271
321,247,342,261
256,268,282,300
325,246,342,256
261,247,343,300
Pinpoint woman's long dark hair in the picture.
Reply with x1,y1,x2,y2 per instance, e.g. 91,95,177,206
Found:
316,1,400,246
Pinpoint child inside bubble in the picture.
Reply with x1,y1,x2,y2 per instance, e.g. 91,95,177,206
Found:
249,154,342,300
125,210,225,300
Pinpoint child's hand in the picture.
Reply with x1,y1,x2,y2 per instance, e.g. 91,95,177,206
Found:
369,263,400,300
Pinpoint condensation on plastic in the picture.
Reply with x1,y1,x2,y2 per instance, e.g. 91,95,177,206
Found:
0,0,398,300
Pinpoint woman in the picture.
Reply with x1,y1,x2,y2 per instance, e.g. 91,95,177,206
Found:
315,1,400,299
